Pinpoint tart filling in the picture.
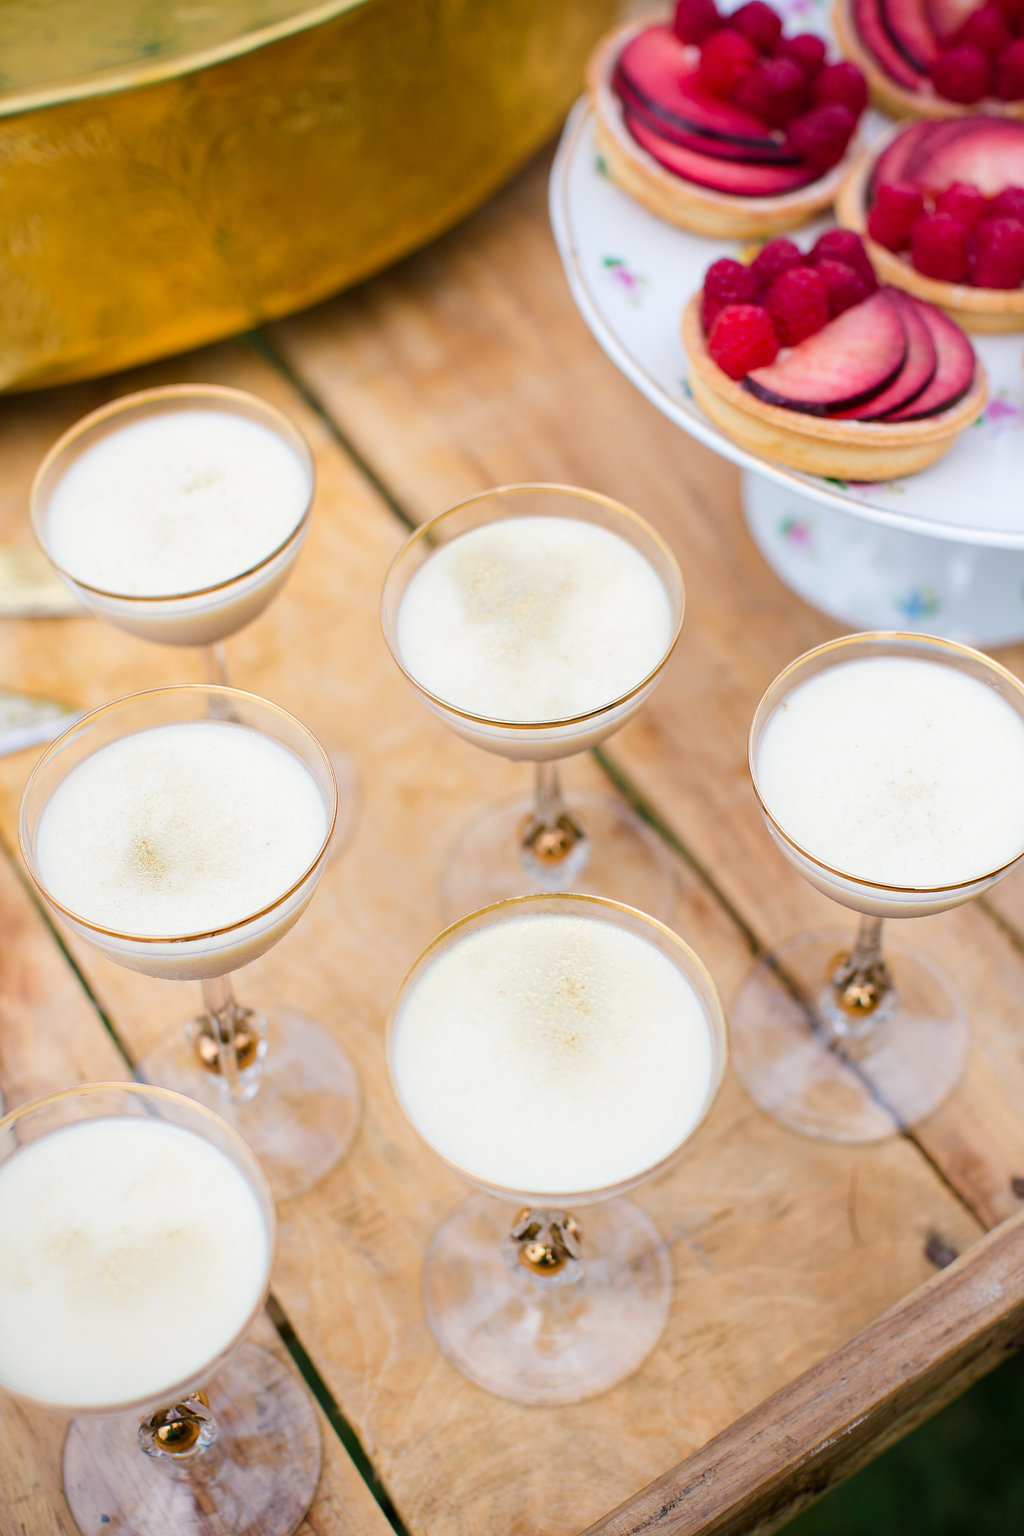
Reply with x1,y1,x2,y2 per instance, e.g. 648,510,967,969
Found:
587,4,866,236
682,232,987,476
836,115,1024,329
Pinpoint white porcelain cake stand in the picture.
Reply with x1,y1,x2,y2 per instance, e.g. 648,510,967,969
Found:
549,99,1024,646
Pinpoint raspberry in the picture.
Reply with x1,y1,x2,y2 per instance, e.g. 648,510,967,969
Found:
730,1,783,52
701,257,759,330
672,0,721,45
785,103,856,171
994,38,1024,99
775,32,827,75
969,216,1024,287
764,264,830,345
910,211,969,281
815,257,872,316
811,228,876,286
750,236,803,291
990,186,1024,222
699,27,759,97
734,55,810,124
813,60,869,116
867,182,926,250
992,0,1024,26
931,45,989,102
934,181,988,228
707,303,780,378
952,3,1010,54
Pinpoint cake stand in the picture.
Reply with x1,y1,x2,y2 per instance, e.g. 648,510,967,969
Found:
549,100,1024,647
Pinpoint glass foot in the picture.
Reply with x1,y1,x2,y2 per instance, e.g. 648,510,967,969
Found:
136,1011,360,1201
63,1342,321,1536
439,792,676,925
326,747,359,863
730,929,969,1143
423,1194,671,1405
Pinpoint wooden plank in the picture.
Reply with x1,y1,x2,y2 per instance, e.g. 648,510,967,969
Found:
579,1207,1024,1536
269,146,1024,1231
0,341,982,1536
0,237,1004,1532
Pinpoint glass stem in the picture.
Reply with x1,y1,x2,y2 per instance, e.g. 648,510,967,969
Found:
195,974,264,1102
202,642,231,688
139,1390,218,1462
504,1208,584,1287
827,914,894,1040
519,763,589,884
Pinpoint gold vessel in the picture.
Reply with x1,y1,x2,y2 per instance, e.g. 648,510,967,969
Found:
0,0,617,392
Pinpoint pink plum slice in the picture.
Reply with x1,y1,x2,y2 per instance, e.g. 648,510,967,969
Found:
835,291,937,418
906,117,1024,197
869,119,939,198
616,27,782,149
744,289,908,415
614,71,801,164
925,0,979,42
882,300,976,419
879,0,940,73
852,0,928,87
623,109,820,194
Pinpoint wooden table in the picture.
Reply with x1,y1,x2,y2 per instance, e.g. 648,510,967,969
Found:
4,141,1024,1536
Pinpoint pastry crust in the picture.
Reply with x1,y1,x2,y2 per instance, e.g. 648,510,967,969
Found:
833,0,1024,121
681,294,988,479
587,22,859,239
836,140,1024,333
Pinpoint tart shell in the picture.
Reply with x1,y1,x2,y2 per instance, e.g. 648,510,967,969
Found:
587,23,859,239
681,294,988,479
836,142,1024,333
833,0,1024,122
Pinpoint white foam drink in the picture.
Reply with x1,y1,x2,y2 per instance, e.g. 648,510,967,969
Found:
391,909,718,1196
756,655,1024,894
39,407,311,644
0,1116,270,1409
33,719,329,977
395,516,674,755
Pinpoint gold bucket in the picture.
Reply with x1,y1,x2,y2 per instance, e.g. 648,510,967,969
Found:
0,0,617,392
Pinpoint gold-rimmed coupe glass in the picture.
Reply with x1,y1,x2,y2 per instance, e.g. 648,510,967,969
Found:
387,892,727,1404
31,383,357,848
19,685,360,1200
381,484,685,923
0,1083,322,1536
731,632,1024,1144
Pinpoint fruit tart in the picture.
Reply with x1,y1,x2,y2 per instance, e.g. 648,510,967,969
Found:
836,114,1024,329
682,231,987,477
587,1,869,237
834,0,1024,120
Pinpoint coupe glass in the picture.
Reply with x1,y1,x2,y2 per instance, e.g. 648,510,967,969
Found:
381,484,685,922
387,892,727,1404
731,632,1024,1144
31,383,356,847
19,685,360,1199
0,1082,321,1536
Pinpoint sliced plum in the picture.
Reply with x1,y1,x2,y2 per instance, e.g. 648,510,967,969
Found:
617,27,780,149
743,289,908,414
852,0,928,87
925,0,979,41
614,72,802,164
879,0,940,73
882,300,976,419
623,109,820,193
869,119,936,198
907,116,1024,197
835,291,937,418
